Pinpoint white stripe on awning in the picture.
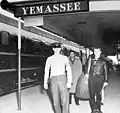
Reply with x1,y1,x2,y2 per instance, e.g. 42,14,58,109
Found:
89,1,120,12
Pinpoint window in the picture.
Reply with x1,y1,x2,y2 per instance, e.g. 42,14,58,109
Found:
0,31,9,46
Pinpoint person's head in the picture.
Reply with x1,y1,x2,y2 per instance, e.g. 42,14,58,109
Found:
69,50,75,59
52,42,62,54
92,47,102,59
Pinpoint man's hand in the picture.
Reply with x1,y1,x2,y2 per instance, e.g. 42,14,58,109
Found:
66,83,72,89
103,82,108,88
85,73,89,79
44,83,48,90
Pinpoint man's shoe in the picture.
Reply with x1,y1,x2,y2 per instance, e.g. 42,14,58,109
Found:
99,110,103,113
93,109,99,113
91,110,97,113
101,102,104,105
69,99,71,104
76,102,80,105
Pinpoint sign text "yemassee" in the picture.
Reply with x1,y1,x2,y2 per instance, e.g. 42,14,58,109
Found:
15,1,89,17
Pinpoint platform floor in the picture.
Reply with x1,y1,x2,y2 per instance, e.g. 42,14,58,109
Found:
0,71,120,113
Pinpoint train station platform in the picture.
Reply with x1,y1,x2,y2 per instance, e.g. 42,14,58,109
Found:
0,71,120,113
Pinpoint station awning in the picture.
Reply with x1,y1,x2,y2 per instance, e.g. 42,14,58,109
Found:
1,0,120,55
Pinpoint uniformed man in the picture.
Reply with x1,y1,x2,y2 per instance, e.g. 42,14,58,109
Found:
44,42,72,113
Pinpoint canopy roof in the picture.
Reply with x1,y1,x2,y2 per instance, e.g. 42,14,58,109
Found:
42,10,119,55
1,0,120,55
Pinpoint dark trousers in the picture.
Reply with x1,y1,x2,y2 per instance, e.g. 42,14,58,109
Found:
88,75,104,111
50,75,69,113
69,93,79,105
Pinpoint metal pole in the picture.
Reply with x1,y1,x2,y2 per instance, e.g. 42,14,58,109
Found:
89,49,90,56
85,48,87,59
18,17,21,110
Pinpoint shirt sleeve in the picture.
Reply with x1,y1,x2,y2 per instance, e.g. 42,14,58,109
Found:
44,57,51,85
65,57,72,84
78,58,83,74
104,61,108,82
85,56,91,74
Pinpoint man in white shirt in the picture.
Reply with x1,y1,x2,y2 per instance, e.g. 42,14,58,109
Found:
44,42,72,113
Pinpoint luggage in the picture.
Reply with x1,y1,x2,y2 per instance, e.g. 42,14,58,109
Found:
75,56,91,100
75,73,90,100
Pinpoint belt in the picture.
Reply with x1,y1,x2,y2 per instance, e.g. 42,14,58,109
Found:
93,74,102,76
50,73,66,78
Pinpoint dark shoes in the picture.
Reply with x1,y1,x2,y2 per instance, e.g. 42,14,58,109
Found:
69,102,80,105
93,109,99,113
91,109,103,113
101,102,104,105
75,102,80,105
99,111,103,113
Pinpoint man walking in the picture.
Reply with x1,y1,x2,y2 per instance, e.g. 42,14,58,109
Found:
69,50,82,105
44,42,72,113
85,47,108,113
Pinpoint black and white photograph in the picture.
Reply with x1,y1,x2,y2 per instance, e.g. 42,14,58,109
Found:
0,0,120,113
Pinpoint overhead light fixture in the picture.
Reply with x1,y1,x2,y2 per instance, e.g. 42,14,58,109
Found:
77,21,86,24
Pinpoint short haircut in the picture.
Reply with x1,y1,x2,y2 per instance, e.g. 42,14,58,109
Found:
91,46,101,52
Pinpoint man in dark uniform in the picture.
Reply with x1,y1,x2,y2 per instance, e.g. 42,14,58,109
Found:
85,47,108,113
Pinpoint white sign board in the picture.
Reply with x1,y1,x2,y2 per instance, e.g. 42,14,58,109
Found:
24,15,44,26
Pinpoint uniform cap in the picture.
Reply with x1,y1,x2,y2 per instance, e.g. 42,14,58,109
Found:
69,49,75,53
51,42,62,48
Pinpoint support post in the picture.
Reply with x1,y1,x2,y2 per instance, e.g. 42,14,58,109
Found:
18,17,21,110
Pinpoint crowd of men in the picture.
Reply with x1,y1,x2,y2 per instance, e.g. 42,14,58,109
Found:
43,42,108,113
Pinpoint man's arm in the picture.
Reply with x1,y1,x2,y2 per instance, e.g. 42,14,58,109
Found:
104,61,108,83
44,58,51,89
65,57,72,88
85,56,92,78
77,57,83,74
103,61,108,87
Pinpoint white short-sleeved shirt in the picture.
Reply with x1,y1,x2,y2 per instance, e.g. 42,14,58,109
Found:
44,54,72,85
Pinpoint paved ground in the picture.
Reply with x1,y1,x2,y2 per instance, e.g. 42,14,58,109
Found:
0,71,120,113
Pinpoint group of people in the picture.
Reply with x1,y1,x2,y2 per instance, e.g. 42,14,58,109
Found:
44,42,108,113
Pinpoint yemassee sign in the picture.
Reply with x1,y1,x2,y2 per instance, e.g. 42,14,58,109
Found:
14,0,89,17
